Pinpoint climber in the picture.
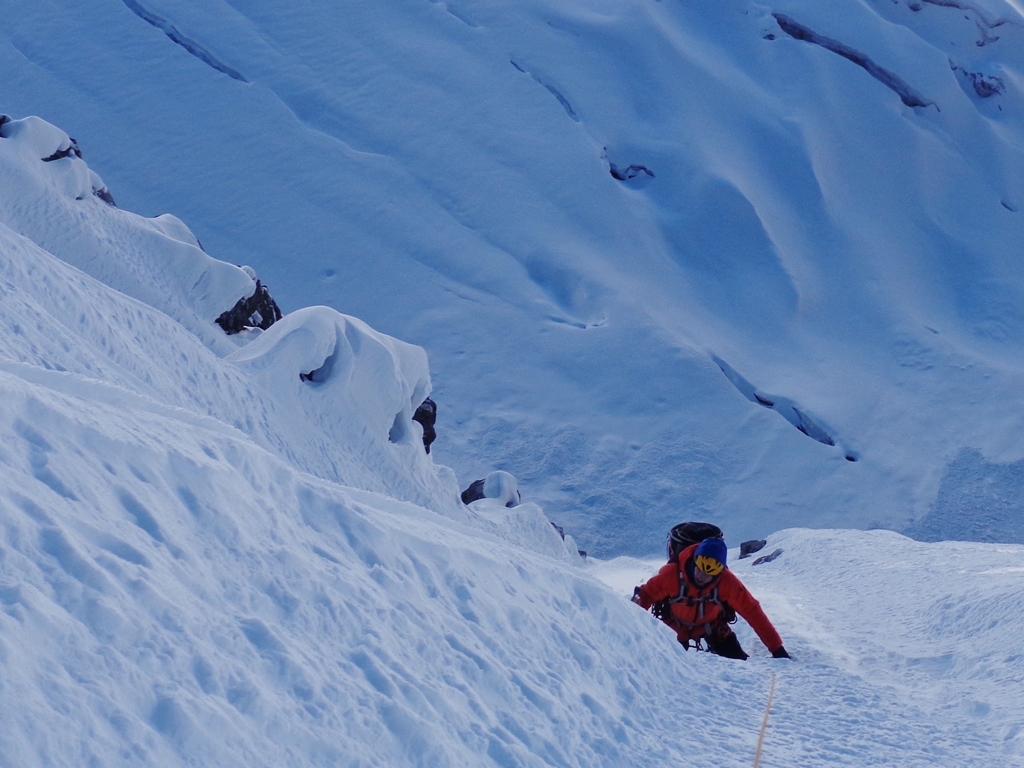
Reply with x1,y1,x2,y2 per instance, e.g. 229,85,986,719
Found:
632,537,789,660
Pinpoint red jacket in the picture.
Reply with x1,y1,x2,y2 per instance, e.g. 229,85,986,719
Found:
635,543,783,652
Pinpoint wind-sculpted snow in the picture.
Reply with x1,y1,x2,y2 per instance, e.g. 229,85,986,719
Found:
6,0,1024,552
2,353,1023,766
0,368,693,766
468,499,585,564
0,98,1023,768
0,116,253,355
0,115,464,512
224,305,461,507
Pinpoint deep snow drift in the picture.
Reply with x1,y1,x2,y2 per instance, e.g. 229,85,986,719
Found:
4,0,1024,555
1,112,1023,767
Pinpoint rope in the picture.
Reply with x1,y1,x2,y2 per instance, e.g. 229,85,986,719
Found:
753,674,777,768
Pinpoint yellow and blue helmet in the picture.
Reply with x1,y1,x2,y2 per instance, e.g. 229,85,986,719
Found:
694,537,728,577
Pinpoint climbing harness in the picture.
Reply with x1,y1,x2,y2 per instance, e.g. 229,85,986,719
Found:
661,567,736,647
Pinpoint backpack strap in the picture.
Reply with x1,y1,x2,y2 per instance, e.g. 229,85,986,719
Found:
667,567,723,639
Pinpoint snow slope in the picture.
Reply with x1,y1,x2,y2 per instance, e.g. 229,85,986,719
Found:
592,529,1024,767
0,115,465,512
1,112,1023,767
6,0,1024,555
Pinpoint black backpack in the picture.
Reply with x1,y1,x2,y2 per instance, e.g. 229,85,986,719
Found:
666,521,723,563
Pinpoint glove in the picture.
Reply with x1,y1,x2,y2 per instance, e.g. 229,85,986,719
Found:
771,645,791,659
631,586,643,605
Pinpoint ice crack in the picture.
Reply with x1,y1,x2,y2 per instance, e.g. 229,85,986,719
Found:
121,0,249,83
773,13,934,109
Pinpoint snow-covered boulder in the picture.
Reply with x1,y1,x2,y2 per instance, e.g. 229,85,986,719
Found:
462,471,585,562
226,306,462,510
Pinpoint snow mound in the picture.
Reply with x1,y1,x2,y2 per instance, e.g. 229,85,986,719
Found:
225,305,462,507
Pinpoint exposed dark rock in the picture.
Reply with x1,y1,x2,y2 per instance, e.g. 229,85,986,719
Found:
951,62,1005,97
510,59,579,121
460,471,521,507
215,279,283,334
0,114,9,137
609,163,655,181
713,355,842,450
461,478,486,505
34,133,118,204
793,407,835,446
94,187,117,206
41,138,83,162
739,539,768,559
773,13,934,109
412,398,437,454
752,548,783,566
543,83,578,120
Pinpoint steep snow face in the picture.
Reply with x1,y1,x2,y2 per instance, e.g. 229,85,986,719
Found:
1,112,1023,766
0,363,659,768
1,380,1021,768
5,0,1024,554
0,116,459,510
593,529,1024,766
0,115,253,355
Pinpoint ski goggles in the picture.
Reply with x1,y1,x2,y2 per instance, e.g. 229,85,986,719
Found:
695,554,725,577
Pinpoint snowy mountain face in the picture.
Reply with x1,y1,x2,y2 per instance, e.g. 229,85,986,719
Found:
2,1,1024,765
7,0,1024,556
5,0,1024,555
